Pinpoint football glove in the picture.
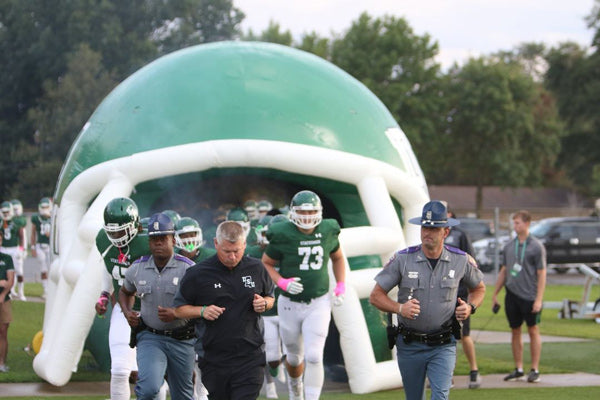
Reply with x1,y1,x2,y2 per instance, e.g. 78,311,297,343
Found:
277,277,304,295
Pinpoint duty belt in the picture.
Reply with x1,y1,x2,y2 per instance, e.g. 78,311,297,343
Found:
398,324,455,346
145,322,196,340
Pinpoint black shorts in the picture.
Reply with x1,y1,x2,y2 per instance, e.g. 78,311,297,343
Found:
505,289,541,328
200,359,264,400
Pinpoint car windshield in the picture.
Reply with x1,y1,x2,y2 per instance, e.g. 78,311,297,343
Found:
530,221,552,237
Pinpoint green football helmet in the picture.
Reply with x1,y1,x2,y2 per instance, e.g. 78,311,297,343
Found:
103,197,140,247
38,197,53,217
1,201,13,220
289,190,322,229
227,207,251,237
255,215,273,245
243,200,259,221
257,200,273,217
162,209,181,226
175,217,203,252
10,199,23,216
139,217,150,233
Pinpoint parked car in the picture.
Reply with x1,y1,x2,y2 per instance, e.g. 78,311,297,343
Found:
457,218,495,242
530,216,600,273
474,216,600,274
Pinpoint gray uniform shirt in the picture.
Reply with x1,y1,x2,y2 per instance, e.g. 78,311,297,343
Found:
375,244,483,333
502,235,546,301
123,253,194,331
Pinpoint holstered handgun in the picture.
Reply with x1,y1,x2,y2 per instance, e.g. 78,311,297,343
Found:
386,313,398,349
129,319,146,349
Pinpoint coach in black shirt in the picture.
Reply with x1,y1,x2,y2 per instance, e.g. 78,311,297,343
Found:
174,221,275,400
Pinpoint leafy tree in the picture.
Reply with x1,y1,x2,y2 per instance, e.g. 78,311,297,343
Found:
329,13,446,176
242,20,292,46
443,58,564,214
296,31,330,59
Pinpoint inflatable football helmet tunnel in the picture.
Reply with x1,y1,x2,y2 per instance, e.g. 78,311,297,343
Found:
33,41,429,393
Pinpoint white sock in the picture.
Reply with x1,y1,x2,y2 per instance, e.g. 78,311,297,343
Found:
303,361,324,400
110,373,130,400
18,281,25,296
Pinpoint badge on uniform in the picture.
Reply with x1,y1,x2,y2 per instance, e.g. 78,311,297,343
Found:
172,277,179,285
448,270,455,279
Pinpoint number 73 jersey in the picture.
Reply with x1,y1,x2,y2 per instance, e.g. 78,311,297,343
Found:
265,219,340,302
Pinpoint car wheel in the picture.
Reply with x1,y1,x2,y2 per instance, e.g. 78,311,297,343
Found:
553,266,569,274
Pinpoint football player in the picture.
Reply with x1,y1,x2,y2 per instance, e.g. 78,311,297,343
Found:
257,200,274,219
30,197,53,299
94,197,167,400
261,190,346,400
243,199,260,226
227,207,257,247
0,201,27,301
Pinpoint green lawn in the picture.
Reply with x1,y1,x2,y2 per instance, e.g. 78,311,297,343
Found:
1,283,598,397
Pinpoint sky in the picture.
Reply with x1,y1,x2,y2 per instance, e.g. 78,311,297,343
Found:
236,0,597,69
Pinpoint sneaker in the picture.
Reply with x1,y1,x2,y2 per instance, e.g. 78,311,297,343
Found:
288,378,304,400
265,381,278,399
468,370,481,389
504,368,524,381
0,365,9,373
527,369,540,383
18,293,27,301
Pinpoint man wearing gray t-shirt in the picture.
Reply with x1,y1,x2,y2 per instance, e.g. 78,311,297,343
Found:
492,210,546,384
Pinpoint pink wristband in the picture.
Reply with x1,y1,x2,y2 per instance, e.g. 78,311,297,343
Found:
277,277,294,291
334,281,345,296
97,291,109,305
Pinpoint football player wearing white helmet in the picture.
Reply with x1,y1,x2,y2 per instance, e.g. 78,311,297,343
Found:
30,198,53,299
95,197,167,400
262,191,346,400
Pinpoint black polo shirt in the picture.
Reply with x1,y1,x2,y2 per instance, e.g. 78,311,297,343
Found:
173,254,274,367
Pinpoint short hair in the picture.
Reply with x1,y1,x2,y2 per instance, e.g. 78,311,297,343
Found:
216,220,246,244
512,210,531,223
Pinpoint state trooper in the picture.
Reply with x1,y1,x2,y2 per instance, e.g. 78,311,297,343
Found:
370,200,485,400
119,212,196,400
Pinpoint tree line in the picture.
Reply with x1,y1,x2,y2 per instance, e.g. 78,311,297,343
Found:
1,0,599,214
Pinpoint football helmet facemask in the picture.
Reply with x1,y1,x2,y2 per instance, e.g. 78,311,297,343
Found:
38,197,53,217
175,217,203,252
1,201,14,221
10,199,23,216
243,200,259,221
289,190,323,230
103,197,140,247
255,215,273,246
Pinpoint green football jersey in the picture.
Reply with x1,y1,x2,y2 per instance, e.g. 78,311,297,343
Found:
0,252,14,301
1,220,22,247
13,215,27,229
95,229,150,309
31,213,51,245
265,219,340,302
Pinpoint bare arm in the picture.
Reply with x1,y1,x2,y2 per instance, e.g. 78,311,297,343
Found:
330,247,346,284
532,268,546,313
261,253,283,283
369,283,419,319
174,304,225,321
491,265,507,307
118,286,139,327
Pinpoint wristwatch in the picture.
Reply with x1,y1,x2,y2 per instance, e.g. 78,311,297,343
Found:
468,302,477,315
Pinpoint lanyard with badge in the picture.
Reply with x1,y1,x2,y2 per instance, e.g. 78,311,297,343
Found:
511,239,527,277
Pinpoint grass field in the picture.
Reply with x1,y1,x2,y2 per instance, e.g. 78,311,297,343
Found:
1,282,598,398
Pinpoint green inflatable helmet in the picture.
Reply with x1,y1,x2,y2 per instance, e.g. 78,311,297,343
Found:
36,41,429,392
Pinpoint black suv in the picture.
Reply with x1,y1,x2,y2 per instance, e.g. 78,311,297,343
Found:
530,217,600,272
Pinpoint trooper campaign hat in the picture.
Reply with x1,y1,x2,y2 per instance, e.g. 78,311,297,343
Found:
408,200,460,228
147,212,175,236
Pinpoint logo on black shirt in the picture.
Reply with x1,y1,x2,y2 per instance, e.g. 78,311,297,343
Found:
242,276,255,288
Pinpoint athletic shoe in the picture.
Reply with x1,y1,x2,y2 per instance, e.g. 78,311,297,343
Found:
504,368,524,381
288,378,304,400
18,293,27,301
0,365,9,373
265,381,278,399
527,369,541,383
468,370,481,389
